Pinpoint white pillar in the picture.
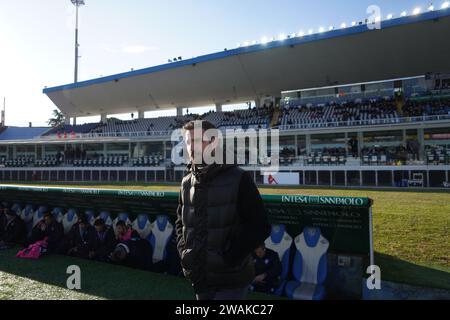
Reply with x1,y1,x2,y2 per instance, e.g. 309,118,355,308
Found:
138,110,145,119
418,128,425,161
305,134,311,154
73,117,77,126
357,131,364,158
254,98,261,109
176,107,183,116
101,113,107,124
215,103,222,112
65,116,70,125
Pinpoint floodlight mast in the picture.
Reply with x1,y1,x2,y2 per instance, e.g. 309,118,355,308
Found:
71,0,85,83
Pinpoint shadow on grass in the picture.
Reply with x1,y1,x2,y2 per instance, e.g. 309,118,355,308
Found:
0,248,275,300
375,252,450,291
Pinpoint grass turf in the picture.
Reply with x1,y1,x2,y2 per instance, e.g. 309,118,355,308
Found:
0,247,276,300
2,182,450,293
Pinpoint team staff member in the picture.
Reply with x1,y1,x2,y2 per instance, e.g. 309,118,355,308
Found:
27,212,64,253
60,216,96,259
89,218,117,262
251,244,282,294
176,120,271,300
0,206,26,249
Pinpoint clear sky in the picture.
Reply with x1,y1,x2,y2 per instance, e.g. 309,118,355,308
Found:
0,0,440,126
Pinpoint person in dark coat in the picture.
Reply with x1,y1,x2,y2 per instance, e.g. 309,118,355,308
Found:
60,216,96,259
89,218,117,262
175,120,271,300
251,244,282,294
27,212,64,253
0,207,26,249
110,235,153,271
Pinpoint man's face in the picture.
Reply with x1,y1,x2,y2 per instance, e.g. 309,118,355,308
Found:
95,224,105,233
185,129,211,164
116,225,126,235
254,246,266,259
79,222,88,231
44,215,53,225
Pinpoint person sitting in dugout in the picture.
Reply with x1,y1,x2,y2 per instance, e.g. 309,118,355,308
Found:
251,243,282,294
88,218,117,262
27,212,64,253
0,205,26,250
59,215,96,259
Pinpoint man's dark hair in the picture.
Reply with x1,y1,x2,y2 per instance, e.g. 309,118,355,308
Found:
78,216,89,225
94,218,105,227
116,220,126,228
43,212,53,219
182,120,216,132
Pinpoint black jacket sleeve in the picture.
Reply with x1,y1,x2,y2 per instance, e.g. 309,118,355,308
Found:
175,189,185,257
2,218,26,245
265,250,282,279
224,171,271,265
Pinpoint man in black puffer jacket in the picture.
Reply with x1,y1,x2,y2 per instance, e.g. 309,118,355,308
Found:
175,120,271,300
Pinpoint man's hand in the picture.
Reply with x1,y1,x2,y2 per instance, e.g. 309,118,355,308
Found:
254,273,267,284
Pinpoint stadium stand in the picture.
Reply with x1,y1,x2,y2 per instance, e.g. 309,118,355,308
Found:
73,156,128,167
402,98,450,117
303,148,348,166
278,98,400,129
44,123,101,136
202,105,274,130
132,154,164,167
1,98,443,142
92,115,197,135
426,145,450,165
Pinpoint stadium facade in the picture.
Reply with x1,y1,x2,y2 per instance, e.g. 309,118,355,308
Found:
1,8,450,189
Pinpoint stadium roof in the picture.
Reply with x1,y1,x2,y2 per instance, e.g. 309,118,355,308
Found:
44,9,450,118
0,127,50,140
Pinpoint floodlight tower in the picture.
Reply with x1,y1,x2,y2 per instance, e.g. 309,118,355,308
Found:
71,0,85,83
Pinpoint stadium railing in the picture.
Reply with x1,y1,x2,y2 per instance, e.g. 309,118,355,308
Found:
29,114,450,141
275,114,450,131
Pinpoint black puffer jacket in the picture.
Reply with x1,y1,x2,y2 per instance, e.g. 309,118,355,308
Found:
175,164,271,294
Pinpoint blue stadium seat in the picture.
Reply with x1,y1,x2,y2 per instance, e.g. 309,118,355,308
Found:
98,211,113,227
51,208,64,223
32,206,48,228
84,210,96,225
62,209,78,234
264,224,293,295
148,215,173,264
11,203,21,215
20,204,34,235
285,227,329,300
132,214,152,239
